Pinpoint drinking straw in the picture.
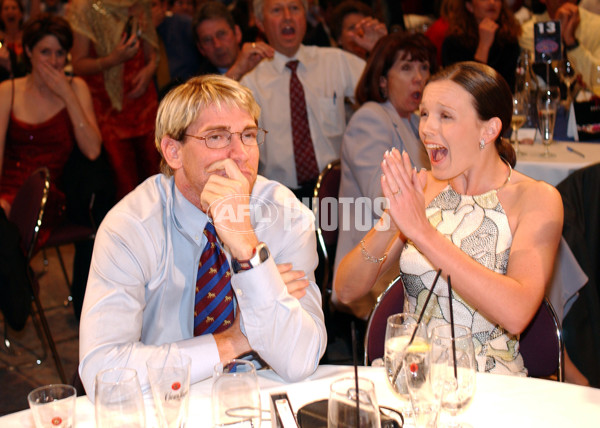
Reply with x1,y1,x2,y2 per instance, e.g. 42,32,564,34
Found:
351,321,360,426
392,268,442,385
447,275,458,379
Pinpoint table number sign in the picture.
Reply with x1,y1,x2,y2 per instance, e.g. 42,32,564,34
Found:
534,20,562,63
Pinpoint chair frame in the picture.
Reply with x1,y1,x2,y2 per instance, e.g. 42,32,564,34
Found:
2,167,67,383
363,275,405,366
312,159,341,306
520,297,565,382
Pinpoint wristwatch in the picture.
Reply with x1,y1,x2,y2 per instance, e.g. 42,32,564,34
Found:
231,242,270,273
565,38,580,52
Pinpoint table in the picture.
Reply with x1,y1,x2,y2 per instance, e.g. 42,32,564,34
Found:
515,141,600,186
3,365,599,427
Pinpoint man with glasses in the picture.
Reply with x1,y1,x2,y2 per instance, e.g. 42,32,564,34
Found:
78,75,326,400
194,1,274,81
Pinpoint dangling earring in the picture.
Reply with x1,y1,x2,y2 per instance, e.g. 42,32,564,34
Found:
479,139,485,150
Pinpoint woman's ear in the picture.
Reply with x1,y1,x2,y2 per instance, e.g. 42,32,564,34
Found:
161,136,183,171
485,117,503,141
379,76,388,98
25,46,32,59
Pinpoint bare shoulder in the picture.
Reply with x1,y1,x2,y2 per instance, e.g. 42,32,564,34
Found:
70,76,91,93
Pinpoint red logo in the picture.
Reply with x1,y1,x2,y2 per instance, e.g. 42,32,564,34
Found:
51,416,63,425
409,363,419,374
171,382,181,391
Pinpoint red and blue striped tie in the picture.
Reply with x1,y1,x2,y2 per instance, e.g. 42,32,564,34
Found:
193,222,234,336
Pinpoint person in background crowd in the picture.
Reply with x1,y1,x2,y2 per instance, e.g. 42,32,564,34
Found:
151,0,202,94
519,0,600,89
194,0,273,81
170,0,195,17
442,0,522,92
0,14,102,317
78,74,326,401
67,0,161,201
329,0,386,60
333,32,436,319
0,0,27,81
335,62,563,375
241,0,365,200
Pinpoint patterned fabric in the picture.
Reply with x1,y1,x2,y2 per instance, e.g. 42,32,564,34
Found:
193,222,234,336
400,185,527,376
286,60,319,184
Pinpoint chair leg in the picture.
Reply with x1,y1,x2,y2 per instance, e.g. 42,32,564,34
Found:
31,290,68,383
54,246,73,305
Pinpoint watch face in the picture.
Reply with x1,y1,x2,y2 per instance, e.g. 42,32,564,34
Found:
258,245,269,262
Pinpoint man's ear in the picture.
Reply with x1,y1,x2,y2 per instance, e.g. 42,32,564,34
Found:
234,25,242,45
161,136,183,171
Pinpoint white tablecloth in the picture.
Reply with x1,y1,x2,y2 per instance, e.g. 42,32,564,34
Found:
3,365,599,427
515,141,600,186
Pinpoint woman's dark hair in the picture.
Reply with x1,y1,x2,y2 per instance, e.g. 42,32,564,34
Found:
355,31,438,105
429,61,516,167
22,14,73,72
446,0,521,47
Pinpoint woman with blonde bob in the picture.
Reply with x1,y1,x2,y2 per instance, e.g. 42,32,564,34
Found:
334,62,563,375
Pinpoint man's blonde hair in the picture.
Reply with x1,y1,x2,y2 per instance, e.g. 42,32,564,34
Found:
155,75,261,176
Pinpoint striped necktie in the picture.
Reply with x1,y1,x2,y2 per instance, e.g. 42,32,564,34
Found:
193,222,234,336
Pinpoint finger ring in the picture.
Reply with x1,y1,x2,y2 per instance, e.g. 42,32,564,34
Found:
395,189,402,196
252,42,256,49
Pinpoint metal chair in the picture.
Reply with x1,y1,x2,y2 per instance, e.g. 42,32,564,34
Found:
363,275,405,365
3,167,67,382
520,298,565,382
312,159,341,306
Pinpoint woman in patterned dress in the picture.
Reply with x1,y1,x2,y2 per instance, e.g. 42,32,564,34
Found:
334,61,563,375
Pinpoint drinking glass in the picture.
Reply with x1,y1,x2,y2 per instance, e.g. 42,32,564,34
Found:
536,86,560,157
95,368,146,428
431,325,476,428
384,313,429,419
212,359,261,428
328,377,381,428
511,92,527,155
556,59,577,108
147,349,191,428
27,384,77,428
404,348,444,428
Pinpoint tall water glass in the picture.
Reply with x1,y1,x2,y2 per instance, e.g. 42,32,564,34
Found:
431,325,476,428
536,86,560,157
95,368,146,428
511,92,527,155
27,384,77,428
147,350,191,428
212,359,261,428
328,377,381,428
404,348,444,428
384,313,429,418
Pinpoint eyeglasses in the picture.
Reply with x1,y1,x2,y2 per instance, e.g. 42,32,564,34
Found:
185,128,267,149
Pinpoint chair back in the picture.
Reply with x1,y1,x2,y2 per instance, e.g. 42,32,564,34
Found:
312,159,341,300
8,167,50,261
364,275,405,365
520,298,564,381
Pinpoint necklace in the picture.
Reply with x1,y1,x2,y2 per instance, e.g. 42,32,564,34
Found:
497,157,512,191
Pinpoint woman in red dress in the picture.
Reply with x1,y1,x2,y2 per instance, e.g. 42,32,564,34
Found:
67,0,161,200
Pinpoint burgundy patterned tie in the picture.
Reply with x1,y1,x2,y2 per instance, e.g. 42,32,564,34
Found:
193,222,234,336
286,60,320,185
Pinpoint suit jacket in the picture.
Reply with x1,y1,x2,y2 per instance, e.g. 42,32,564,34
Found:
333,101,430,273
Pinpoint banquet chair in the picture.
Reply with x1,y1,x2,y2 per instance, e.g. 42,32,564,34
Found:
364,275,405,365
520,298,564,382
312,159,341,304
3,167,68,383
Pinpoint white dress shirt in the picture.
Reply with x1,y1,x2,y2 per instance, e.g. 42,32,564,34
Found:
241,45,365,189
79,174,326,401
519,8,600,89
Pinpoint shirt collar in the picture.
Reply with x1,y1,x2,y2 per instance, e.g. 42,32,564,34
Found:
273,44,308,72
171,179,209,247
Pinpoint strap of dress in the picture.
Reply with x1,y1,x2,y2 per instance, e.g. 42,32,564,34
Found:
10,77,14,114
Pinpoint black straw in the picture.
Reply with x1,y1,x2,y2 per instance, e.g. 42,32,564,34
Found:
447,275,458,379
392,269,442,385
351,321,360,426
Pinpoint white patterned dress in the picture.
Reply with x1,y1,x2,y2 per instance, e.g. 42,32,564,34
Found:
400,184,527,376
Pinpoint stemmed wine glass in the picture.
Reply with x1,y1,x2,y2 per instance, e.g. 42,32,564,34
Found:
431,325,476,428
536,86,561,158
511,92,527,156
556,59,577,109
